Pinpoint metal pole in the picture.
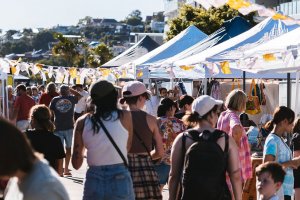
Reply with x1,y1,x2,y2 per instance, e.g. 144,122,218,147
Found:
243,71,246,92
295,71,299,116
287,73,291,108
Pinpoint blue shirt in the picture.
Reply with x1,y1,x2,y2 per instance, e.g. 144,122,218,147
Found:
263,133,293,196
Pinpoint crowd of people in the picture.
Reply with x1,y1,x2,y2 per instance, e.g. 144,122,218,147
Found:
1,80,300,200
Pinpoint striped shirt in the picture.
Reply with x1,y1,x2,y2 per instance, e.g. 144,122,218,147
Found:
264,133,293,196
217,110,252,182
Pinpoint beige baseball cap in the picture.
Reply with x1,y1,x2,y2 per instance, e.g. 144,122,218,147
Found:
121,81,151,98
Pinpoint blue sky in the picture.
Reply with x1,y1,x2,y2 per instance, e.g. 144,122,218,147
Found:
1,0,164,30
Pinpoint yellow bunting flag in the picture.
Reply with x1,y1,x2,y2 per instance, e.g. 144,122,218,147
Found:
69,67,77,78
35,63,43,69
137,70,143,78
272,13,288,20
76,76,81,84
227,0,251,10
101,69,110,77
121,69,127,78
179,65,195,71
11,66,17,74
263,53,276,61
220,61,232,74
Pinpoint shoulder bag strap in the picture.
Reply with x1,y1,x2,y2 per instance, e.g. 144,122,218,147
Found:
98,119,128,168
133,129,152,159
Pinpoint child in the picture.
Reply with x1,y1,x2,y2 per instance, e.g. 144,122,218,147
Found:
256,162,286,200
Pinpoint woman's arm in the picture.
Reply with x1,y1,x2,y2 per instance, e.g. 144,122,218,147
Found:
120,110,133,151
168,134,184,200
71,115,86,170
231,125,243,147
148,115,164,160
227,137,242,200
264,154,299,169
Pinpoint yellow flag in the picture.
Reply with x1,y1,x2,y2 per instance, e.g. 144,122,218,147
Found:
272,13,288,20
227,0,251,10
179,65,195,71
76,76,81,84
101,69,110,77
220,61,232,74
263,53,276,61
121,69,127,78
137,70,143,78
69,67,77,78
11,66,17,74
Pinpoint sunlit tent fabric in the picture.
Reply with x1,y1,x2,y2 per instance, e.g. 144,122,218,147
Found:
131,25,208,66
101,36,159,68
207,65,296,79
174,17,299,66
234,26,300,73
151,16,252,68
215,16,252,44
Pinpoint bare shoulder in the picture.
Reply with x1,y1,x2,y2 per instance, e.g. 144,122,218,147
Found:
120,110,132,121
76,113,89,124
146,113,157,122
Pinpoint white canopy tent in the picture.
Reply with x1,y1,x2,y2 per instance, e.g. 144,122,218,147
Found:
130,25,208,67
174,17,299,66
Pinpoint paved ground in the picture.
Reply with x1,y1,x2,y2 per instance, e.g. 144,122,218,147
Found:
60,158,169,200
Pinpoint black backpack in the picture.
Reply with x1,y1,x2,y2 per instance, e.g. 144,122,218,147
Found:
181,129,231,200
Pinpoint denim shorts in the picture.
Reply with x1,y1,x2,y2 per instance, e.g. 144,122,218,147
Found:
153,162,170,185
54,129,73,148
83,164,135,200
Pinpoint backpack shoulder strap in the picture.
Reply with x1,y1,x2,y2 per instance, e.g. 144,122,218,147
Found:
181,130,199,166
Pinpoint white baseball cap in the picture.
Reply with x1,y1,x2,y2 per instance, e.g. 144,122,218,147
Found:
192,95,223,117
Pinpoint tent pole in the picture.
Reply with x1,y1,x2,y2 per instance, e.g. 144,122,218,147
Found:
295,71,299,117
243,71,246,92
287,73,291,108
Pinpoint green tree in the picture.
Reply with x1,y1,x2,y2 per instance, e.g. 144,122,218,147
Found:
32,30,55,51
52,33,81,67
5,30,18,40
125,10,143,26
87,43,113,67
22,28,33,35
0,42,12,56
166,5,255,40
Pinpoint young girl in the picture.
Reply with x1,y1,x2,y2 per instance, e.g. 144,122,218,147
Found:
263,106,300,200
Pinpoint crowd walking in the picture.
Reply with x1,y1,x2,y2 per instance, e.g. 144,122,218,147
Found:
1,80,300,200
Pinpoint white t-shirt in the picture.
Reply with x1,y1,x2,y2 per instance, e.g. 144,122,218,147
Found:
74,90,89,113
144,95,160,117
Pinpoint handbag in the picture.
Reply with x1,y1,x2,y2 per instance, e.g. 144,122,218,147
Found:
98,119,128,168
260,81,267,105
231,78,241,91
246,79,261,115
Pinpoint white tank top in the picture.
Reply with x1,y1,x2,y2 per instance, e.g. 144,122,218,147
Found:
82,112,128,166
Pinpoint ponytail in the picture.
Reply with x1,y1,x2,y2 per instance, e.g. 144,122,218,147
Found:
182,112,200,128
264,120,274,133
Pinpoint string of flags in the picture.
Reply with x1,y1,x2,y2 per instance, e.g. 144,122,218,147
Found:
0,58,139,84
